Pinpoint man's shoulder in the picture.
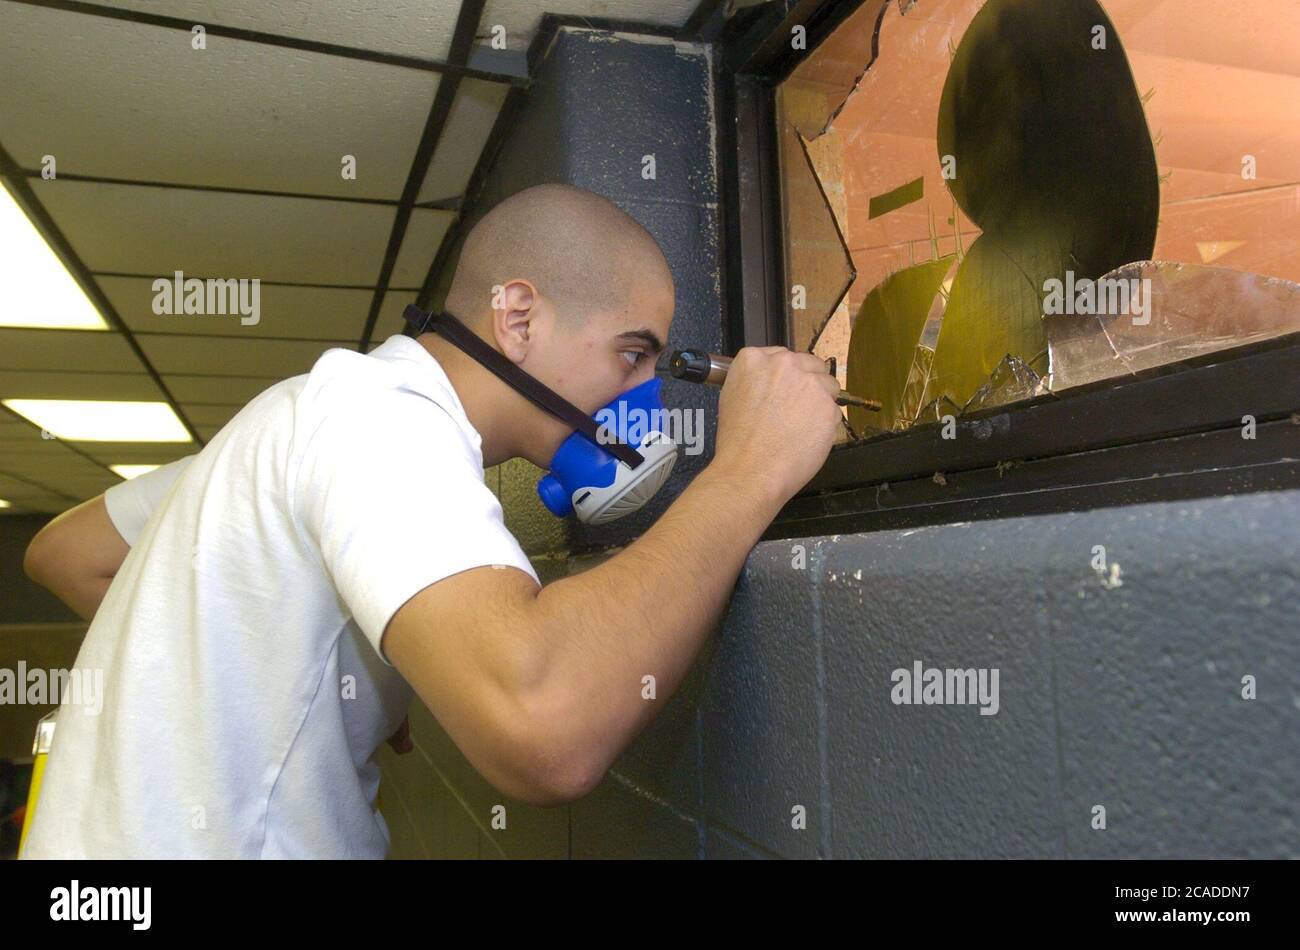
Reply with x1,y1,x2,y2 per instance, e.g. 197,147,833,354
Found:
296,338,480,452
300,340,450,406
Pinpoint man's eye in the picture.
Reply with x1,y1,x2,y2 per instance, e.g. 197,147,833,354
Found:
621,350,645,368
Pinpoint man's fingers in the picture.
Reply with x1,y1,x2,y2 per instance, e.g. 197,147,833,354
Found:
787,351,832,374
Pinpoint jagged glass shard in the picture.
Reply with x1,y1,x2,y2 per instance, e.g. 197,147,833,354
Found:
845,256,953,434
812,304,857,444
898,343,936,431
776,96,856,354
915,394,963,426
782,0,892,139
1046,261,1300,391
896,263,957,428
963,354,1049,412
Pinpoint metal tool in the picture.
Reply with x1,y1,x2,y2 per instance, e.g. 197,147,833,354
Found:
657,349,882,411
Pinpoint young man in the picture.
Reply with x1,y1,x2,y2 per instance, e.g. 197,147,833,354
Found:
21,183,842,858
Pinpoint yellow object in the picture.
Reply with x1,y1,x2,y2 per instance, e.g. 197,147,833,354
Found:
18,710,57,858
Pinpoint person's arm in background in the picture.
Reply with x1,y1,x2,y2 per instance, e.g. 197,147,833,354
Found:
21,497,128,622
22,455,196,621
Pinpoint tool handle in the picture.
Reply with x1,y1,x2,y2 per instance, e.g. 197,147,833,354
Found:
662,349,881,411
666,349,731,385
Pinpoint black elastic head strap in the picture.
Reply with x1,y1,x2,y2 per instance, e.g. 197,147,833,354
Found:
404,304,645,468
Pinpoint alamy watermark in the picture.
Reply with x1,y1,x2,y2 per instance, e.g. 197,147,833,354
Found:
891,660,1000,715
152,269,261,326
595,403,706,457
50,880,151,930
1042,270,1151,325
0,663,103,715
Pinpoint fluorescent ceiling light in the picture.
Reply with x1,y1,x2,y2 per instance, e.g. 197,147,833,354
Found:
0,499,11,508
2,399,191,442
0,182,109,330
110,463,163,480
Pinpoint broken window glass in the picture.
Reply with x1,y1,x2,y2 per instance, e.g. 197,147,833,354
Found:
774,0,1300,442
1046,261,1300,390
783,0,893,141
776,91,855,358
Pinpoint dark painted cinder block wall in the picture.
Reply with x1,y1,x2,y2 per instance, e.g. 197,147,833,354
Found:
714,490,1298,859
377,26,1299,859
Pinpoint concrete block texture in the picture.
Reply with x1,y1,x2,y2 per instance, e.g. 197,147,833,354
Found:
1043,495,1300,858
819,519,1066,858
700,489,1299,859
571,773,699,859
700,540,828,859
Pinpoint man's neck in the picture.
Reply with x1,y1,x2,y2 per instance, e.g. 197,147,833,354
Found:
413,332,522,467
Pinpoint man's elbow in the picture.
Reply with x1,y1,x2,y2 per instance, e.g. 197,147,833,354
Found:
22,529,55,587
504,698,606,806
530,754,604,806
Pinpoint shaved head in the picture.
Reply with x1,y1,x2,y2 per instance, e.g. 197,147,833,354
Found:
445,183,673,326
423,183,676,468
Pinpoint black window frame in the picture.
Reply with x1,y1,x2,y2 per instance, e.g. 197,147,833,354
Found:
715,0,1300,540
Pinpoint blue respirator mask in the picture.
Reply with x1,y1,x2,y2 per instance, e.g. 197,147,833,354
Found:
403,305,678,525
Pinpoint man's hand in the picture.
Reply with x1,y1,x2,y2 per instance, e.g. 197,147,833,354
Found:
713,346,844,501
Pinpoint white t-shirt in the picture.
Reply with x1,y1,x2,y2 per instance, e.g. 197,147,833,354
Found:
21,334,538,859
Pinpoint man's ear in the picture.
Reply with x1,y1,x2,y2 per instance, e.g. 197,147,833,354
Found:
492,280,538,364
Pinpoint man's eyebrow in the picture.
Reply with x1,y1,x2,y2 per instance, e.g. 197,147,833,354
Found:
618,329,664,353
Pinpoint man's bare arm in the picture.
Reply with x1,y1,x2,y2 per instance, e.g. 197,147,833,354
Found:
23,495,129,621
382,347,842,805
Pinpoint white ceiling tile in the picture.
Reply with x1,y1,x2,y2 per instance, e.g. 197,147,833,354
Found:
0,470,55,492
0,432,70,453
390,209,455,286
0,494,71,514
100,276,375,340
0,472,62,496
177,404,242,426
0,369,165,401
0,3,441,200
1,451,116,480
137,335,345,377
163,374,280,403
0,328,145,374
77,443,196,464
418,79,509,202
375,291,419,341
33,472,124,497
481,0,698,49
36,180,395,284
74,0,463,60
